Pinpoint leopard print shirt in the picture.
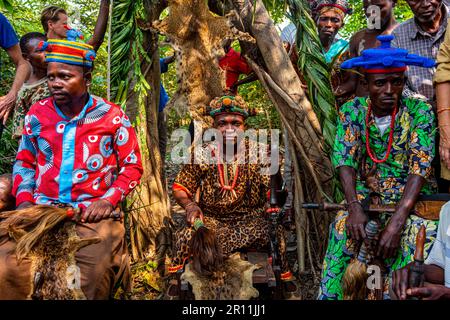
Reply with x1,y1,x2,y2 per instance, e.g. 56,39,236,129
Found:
174,139,272,220
12,78,51,139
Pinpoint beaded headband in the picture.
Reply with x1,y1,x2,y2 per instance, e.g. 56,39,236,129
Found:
209,95,250,119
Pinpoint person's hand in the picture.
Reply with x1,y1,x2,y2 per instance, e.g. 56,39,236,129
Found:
377,214,405,259
164,55,176,64
185,202,203,226
392,263,412,300
16,201,35,210
81,199,114,223
345,201,368,241
0,93,16,125
407,283,450,300
439,126,450,170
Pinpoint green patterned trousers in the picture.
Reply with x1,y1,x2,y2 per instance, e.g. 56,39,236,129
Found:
318,210,438,300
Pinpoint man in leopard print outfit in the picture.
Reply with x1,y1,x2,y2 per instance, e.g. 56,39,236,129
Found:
170,95,294,284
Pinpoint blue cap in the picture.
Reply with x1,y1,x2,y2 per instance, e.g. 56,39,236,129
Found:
341,35,436,73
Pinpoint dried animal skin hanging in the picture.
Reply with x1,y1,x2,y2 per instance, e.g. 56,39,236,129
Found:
146,0,255,130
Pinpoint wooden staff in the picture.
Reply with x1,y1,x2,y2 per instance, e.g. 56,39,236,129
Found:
408,225,426,294
301,193,448,221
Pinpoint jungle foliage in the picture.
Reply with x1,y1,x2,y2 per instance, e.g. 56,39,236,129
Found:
0,0,414,173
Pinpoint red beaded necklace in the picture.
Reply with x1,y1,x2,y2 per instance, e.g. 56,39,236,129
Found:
365,101,397,164
217,145,239,198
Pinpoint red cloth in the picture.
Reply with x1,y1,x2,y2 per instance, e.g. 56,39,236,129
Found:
219,48,252,93
12,96,143,209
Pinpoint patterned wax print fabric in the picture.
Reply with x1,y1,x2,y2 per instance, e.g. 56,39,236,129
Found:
318,96,439,300
318,210,439,300
170,139,293,281
12,78,51,139
328,38,351,106
332,96,437,202
12,95,143,209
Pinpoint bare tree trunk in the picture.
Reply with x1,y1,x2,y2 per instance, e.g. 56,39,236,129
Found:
230,0,334,268
230,0,333,200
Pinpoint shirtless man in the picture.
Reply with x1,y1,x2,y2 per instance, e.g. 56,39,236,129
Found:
336,0,398,100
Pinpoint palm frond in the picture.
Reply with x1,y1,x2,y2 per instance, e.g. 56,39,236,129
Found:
110,0,150,106
286,0,343,201
0,0,14,12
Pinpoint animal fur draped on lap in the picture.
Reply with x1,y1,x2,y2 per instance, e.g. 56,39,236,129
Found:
342,258,369,300
181,252,261,300
0,205,73,262
342,220,380,300
0,205,100,299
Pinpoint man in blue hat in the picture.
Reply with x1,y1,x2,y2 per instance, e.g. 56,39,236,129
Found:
319,35,439,299
335,0,399,102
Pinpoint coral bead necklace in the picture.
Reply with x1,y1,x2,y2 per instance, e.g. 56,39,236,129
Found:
365,101,397,164
217,145,239,199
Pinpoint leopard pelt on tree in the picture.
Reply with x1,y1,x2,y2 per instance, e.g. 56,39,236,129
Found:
146,0,255,128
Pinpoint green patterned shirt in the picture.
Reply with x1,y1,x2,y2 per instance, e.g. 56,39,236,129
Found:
332,96,437,204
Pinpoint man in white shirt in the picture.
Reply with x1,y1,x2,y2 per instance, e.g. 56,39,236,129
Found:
391,202,450,299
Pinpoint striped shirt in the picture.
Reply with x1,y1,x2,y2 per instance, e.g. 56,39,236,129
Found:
391,7,448,103
426,201,450,287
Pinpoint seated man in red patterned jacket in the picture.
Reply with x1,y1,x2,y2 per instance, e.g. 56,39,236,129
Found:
0,31,143,299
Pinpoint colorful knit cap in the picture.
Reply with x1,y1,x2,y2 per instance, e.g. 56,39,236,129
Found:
312,0,352,17
209,95,249,119
37,28,96,68
341,35,435,74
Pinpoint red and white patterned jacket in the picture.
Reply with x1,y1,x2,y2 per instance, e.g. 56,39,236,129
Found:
12,95,143,209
